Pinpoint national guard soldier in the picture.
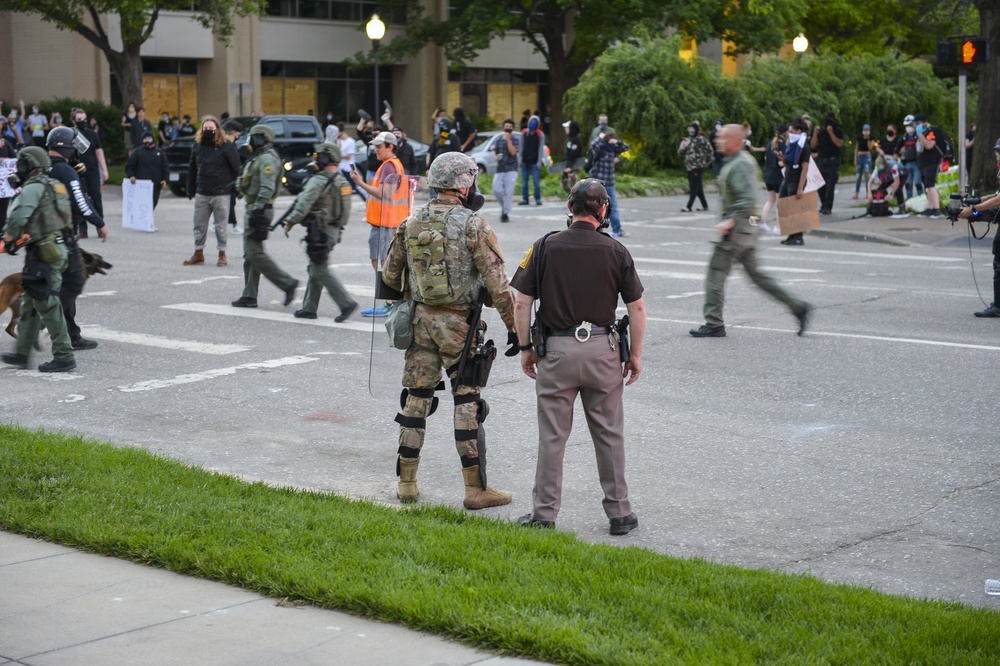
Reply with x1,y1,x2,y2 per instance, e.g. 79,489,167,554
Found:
231,124,299,309
282,143,360,322
381,152,517,509
47,126,107,351
1,146,77,372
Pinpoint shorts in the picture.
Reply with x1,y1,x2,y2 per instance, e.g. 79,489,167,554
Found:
368,224,394,262
765,182,781,193
919,162,940,189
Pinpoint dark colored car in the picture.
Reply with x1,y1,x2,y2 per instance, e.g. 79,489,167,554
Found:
166,114,324,196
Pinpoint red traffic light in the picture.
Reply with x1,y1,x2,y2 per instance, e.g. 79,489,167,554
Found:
960,38,989,65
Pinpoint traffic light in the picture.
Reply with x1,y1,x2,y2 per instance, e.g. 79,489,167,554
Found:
960,38,989,65
937,40,957,66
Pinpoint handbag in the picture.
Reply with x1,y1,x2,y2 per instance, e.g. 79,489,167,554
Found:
384,299,416,350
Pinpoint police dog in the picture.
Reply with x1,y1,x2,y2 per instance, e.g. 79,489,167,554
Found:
1,249,112,339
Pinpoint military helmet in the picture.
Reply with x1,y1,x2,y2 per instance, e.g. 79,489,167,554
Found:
248,124,275,142
427,152,478,190
313,142,342,163
17,145,51,169
567,178,609,215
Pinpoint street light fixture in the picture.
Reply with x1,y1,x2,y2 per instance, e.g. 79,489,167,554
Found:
366,14,386,117
792,33,809,54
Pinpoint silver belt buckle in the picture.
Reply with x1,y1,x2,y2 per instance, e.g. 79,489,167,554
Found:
574,321,592,342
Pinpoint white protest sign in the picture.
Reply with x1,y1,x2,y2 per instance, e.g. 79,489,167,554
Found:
0,158,19,198
803,156,826,194
122,179,156,232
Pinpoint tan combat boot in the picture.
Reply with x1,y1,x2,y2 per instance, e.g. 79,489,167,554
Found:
217,251,227,267
397,458,419,503
462,465,511,509
183,249,205,266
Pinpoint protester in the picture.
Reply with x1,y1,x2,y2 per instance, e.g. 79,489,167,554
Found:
519,114,546,207
852,124,874,200
678,121,713,212
780,118,811,246
492,118,520,223
759,124,787,235
125,131,169,208
184,116,241,267
453,107,477,153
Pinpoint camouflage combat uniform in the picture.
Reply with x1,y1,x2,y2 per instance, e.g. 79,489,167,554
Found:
382,193,516,508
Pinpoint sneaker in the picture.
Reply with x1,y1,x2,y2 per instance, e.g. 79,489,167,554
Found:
231,297,258,308
71,338,98,350
689,324,726,338
758,222,771,233
781,237,804,246
772,226,781,236
974,303,1000,318
335,302,359,323
611,230,630,239
232,225,244,235
362,304,390,317
926,209,943,219
609,512,638,535
38,358,76,373
517,200,530,206
518,513,555,529
501,213,509,223
535,201,543,206
850,193,859,200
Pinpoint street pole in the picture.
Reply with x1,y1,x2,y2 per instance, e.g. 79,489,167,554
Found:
373,40,380,123
958,65,967,193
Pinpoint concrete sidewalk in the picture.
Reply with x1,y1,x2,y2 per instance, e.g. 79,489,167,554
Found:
0,532,543,666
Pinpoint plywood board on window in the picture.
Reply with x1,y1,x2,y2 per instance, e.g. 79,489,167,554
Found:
180,76,198,122
446,83,460,116
262,78,285,114
513,84,538,120
487,83,513,125
284,79,316,116
143,75,179,118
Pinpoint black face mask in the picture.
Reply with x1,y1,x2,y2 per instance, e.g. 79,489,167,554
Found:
202,130,216,144
249,134,267,151
143,141,155,150
463,177,485,212
75,121,87,131
8,158,32,189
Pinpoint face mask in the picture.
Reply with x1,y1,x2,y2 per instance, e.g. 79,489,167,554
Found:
789,132,805,147
75,121,87,131
529,122,538,130
326,115,332,121
202,130,216,143
716,124,722,132
746,129,752,137
905,126,915,134
249,134,267,151
688,129,696,137
863,130,870,136
886,130,895,136
32,108,38,114
143,141,155,149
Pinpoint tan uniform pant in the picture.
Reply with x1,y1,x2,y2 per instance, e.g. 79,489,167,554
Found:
532,335,631,522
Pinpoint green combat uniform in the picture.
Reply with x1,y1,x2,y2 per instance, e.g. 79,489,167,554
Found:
5,155,76,368
235,124,298,305
381,152,516,510
283,143,358,320
701,149,808,330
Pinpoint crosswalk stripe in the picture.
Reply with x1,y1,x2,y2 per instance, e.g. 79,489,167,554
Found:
79,325,251,354
118,355,318,393
163,302,388,334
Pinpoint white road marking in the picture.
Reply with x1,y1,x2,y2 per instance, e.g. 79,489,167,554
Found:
634,256,822,274
118,355,318,393
77,290,116,298
163,302,386,334
637,270,709,280
171,276,244,286
769,247,965,262
79,325,251,355
12,371,81,381
647,317,1000,351
59,395,86,403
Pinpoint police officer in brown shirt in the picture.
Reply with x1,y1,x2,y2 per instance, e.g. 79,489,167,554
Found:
510,179,646,535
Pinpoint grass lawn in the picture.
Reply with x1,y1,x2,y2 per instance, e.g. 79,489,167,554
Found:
1,424,997,665
478,168,691,201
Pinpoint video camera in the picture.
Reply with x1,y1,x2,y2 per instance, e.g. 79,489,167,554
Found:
948,193,985,224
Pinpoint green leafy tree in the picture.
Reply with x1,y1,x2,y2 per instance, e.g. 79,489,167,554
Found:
0,1,265,108
366,0,807,136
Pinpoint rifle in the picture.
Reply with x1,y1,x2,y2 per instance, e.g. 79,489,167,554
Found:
268,203,296,231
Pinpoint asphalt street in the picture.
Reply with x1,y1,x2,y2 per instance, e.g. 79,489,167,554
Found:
2,183,997,612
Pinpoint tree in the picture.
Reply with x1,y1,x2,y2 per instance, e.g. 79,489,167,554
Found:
0,1,265,108
366,0,808,139
970,0,1000,192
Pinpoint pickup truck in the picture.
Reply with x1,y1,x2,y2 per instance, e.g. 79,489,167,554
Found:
166,114,325,196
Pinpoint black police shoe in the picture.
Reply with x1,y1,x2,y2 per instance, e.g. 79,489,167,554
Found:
1,352,29,369
609,512,638,535
795,303,813,336
974,304,1000,318
689,325,726,338
335,302,358,323
518,513,555,529
284,280,300,307
293,309,317,319
231,297,258,308
39,359,76,373
72,338,99,350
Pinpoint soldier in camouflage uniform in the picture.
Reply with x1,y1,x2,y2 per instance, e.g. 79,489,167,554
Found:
1,146,77,372
231,124,299,309
381,151,517,509
282,143,359,322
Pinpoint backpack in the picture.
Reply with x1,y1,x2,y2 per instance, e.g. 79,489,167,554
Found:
583,141,603,173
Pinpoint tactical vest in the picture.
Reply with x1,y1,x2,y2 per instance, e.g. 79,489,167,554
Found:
307,171,352,231
406,203,483,307
238,147,281,204
29,175,72,236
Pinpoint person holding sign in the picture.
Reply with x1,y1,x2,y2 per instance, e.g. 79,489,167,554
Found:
125,132,169,208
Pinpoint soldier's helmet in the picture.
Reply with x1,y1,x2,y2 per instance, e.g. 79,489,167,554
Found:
17,145,51,169
567,178,609,215
427,152,477,190
248,124,275,143
313,142,342,163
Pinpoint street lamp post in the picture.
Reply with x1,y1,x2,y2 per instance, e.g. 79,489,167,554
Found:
366,14,386,121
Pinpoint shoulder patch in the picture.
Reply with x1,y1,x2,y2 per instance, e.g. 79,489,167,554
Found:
519,244,533,270
341,185,353,196
263,164,275,175
54,183,67,195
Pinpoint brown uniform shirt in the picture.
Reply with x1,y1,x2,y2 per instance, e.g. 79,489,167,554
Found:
510,222,643,330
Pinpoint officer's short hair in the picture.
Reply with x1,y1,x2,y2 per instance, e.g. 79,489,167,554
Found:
568,178,609,218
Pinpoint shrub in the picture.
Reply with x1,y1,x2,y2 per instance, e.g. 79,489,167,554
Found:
34,98,125,163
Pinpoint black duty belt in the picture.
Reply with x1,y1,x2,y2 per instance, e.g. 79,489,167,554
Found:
548,324,611,342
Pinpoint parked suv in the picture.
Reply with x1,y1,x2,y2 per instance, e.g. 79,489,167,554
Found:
166,114,324,196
